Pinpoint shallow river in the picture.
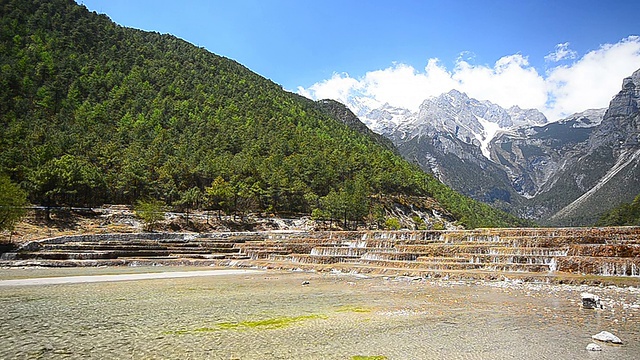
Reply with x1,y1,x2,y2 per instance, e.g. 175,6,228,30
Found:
0,267,639,359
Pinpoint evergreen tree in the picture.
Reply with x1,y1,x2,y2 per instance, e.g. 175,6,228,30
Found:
596,194,640,226
205,176,234,220
0,0,530,229
134,199,166,231
0,175,28,232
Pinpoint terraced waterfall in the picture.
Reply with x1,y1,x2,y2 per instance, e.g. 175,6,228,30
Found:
2,228,639,281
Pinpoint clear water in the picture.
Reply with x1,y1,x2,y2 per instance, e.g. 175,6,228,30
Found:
1,267,639,359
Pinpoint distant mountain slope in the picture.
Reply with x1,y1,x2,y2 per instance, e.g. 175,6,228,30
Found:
595,193,640,226
357,69,640,226
491,109,606,200
0,0,527,228
364,90,547,214
542,69,640,225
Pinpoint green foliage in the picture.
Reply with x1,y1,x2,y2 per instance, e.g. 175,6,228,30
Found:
311,207,328,221
0,174,28,231
28,155,106,207
412,215,427,230
0,0,529,228
134,199,166,231
175,187,203,222
595,194,640,226
432,221,446,230
316,177,370,229
205,176,234,219
384,217,401,230
367,203,386,229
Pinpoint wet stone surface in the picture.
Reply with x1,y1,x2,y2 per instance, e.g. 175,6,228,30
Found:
0,268,639,359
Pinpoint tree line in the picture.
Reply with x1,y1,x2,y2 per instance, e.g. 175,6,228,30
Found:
0,0,529,231
595,193,640,226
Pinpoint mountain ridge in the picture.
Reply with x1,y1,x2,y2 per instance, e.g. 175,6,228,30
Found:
362,89,548,157
0,0,528,229
354,69,640,225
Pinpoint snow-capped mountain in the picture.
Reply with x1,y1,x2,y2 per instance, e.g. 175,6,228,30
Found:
491,108,606,200
542,68,640,225
360,103,415,136
348,68,640,225
360,89,548,160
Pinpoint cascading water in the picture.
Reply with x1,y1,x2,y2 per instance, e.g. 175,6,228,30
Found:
310,247,367,257
343,240,368,249
6,227,640,278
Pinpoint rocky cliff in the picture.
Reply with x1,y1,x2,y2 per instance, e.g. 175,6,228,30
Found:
543,69,640,225
360,69,640,226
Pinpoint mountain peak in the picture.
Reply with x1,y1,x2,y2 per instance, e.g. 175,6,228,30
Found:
604,67,640,119
443,88,467,100
358,90,549,162
557,108,606,128
351,69,640,227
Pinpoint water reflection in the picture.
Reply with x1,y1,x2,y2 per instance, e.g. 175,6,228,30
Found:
0,268,639,359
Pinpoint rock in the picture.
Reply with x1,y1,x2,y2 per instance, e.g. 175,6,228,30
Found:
581,292,602,309
586,343,602,351
604,69,640,118
301,281,310,286
592,331,623,344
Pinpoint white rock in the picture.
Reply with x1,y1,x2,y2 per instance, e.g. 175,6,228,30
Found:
592,331,623,344
586,343,602,351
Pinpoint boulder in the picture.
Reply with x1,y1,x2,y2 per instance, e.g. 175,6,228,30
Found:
581,292,602,309
586,343,602,351
592,331,622,344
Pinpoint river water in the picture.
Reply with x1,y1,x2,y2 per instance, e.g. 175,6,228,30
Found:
0,267,639,359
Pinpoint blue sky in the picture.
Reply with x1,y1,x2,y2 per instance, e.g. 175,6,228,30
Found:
79,0,640,120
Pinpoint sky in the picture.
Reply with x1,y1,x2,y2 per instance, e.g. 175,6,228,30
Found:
78,0,640,121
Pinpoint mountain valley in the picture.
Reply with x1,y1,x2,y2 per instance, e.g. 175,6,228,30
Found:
352,69,640,226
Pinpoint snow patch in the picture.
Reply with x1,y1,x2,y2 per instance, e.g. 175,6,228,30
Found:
475,115,502,159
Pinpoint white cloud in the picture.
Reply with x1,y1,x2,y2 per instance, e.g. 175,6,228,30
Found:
452,54,548,110
298,36,640,122
359,60,457,110
296,72,360,106
545,42,578,62
544,36,640,120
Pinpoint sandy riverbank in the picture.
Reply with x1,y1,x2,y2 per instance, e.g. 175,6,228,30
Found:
0,268,263,286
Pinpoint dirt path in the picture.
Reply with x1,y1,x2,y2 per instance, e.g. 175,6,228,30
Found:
0,269,263,287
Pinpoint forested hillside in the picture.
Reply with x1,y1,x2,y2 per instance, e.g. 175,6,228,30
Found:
596,194,640,226
0,0,528,228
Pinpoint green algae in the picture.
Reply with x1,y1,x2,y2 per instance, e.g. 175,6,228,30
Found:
336,305,372,313
166,314,327,334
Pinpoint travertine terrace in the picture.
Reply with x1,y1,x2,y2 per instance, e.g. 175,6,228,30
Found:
2,227,639,282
